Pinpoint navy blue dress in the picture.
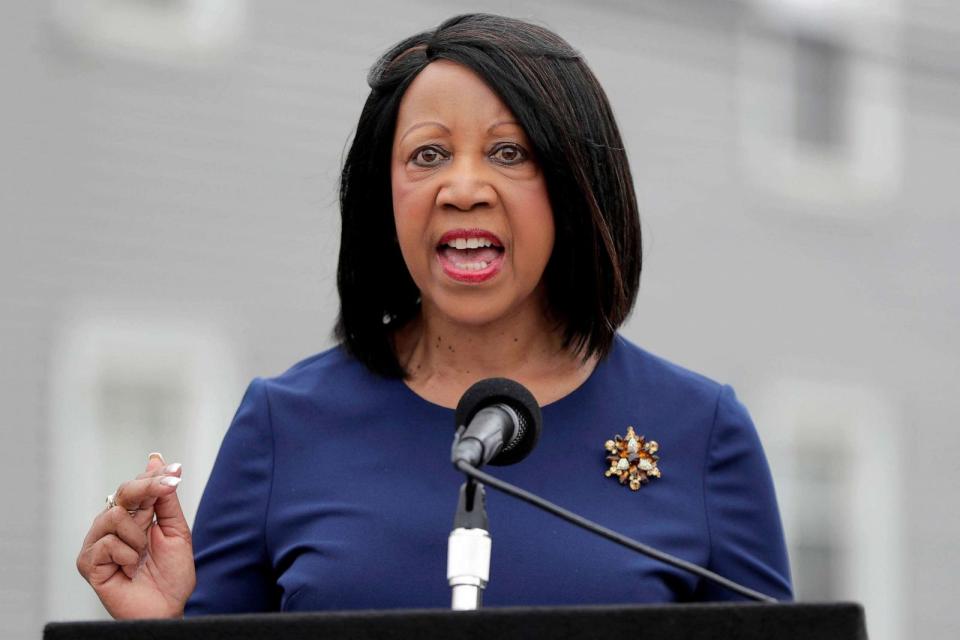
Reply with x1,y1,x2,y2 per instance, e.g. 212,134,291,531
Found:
185,335,792,614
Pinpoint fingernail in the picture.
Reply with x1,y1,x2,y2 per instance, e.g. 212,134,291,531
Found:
159,476,181,487
163,463,182,474
149,452,165,463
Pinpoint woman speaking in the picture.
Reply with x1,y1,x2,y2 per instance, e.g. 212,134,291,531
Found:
76,13,792,617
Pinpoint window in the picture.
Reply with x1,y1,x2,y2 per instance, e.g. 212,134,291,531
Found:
737,0,902,215
45,309,242,621
752,376,902,640
793,32,847,151
51,0,246,64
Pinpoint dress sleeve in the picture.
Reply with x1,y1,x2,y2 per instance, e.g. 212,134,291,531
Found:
185,378,279,615
696,385,793,601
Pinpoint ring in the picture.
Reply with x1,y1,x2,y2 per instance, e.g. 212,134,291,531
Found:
105,492,139,517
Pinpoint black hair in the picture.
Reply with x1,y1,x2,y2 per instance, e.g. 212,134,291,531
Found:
335,13,642,378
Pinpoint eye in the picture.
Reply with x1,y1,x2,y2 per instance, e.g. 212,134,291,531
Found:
410,145,448,167
490,143,528,165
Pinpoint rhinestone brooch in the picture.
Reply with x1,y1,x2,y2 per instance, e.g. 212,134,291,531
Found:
604,426,661,491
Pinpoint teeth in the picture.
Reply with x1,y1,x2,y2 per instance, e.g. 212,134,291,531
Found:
453,260,490,271
445,237,495,249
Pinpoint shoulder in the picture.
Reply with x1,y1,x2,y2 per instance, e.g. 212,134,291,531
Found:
237,344,400,437
606,334,726,413
606,340,775,492
598,335,765,462
273,343,365,381
256,343,380,400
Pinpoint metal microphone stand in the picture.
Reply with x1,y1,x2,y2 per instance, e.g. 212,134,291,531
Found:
446,477,491,610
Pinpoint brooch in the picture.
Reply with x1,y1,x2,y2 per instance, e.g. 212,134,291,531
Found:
604,426,661,490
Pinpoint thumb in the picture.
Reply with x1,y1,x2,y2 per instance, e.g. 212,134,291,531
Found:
154,474,190,538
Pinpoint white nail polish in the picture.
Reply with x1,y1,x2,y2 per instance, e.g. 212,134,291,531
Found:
163,463,182,474
149,452,165,463
159,476,181,487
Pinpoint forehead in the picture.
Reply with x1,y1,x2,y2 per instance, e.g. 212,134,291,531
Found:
395,60,515,132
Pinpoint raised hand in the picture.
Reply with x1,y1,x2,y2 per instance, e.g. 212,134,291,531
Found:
77,453,196,619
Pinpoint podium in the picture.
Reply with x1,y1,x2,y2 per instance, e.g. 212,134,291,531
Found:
45,602,867,640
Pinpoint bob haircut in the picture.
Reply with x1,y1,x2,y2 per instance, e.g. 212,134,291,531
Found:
335,13,642,378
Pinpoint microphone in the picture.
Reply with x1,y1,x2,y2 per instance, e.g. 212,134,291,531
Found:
451,378,543,468
447,377,541,610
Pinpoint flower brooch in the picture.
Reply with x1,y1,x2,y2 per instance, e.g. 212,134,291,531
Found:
604,426,661,490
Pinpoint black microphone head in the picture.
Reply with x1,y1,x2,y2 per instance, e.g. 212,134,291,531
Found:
455,377,542,466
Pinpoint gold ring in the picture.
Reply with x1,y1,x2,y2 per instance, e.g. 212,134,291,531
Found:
105,492,138,516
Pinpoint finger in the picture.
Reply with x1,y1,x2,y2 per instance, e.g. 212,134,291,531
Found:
83,506,149,551
83,534,140,577
137,452,166,479
136,460,182,482
130,469,178,528
93,534,140,567
132,503,157,530
112,475,182,515
111,506,149,551
121,561,138,580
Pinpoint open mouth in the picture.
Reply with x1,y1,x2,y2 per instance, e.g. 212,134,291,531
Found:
436,229,505,282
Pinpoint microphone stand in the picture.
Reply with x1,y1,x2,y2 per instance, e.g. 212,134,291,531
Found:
446,478,491,610
454,460,778,603
445,378,776,604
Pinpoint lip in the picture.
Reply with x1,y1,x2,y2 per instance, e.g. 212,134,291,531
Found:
436,251,504,283
435,228,505,284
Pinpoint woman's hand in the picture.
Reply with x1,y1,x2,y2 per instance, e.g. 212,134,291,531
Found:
77,453,197,619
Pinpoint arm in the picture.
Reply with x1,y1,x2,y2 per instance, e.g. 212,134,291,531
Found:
185,378,280,615
696,385,793,601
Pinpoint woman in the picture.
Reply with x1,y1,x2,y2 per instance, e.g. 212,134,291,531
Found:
77,14,792,618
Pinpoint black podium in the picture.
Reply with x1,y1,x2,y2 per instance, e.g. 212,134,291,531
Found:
45,602,867,640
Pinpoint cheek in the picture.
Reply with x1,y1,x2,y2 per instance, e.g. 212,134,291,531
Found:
390,166,410,224
513,187,556,276
531,221,555,277
391,166,434,219
391,176,434,278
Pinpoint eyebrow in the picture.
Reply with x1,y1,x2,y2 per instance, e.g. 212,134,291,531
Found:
398,120,524,143
487,120,521,133
398,121,450,142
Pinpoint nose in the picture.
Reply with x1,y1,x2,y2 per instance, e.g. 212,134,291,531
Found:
435,157,498,212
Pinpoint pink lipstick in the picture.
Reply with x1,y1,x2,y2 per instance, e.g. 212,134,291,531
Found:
436,229,505,284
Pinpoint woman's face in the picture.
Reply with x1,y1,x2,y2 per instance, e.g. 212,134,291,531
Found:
391,61,555,329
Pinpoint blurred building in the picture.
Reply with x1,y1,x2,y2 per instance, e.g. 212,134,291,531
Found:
2,1,958,639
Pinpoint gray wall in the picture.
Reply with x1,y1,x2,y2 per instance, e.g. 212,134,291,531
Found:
3,1,957,638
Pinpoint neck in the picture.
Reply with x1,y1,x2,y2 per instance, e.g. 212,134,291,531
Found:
394,298,596,408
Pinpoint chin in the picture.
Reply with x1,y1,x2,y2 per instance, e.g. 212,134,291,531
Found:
429,285,543,328
432,301,511,328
